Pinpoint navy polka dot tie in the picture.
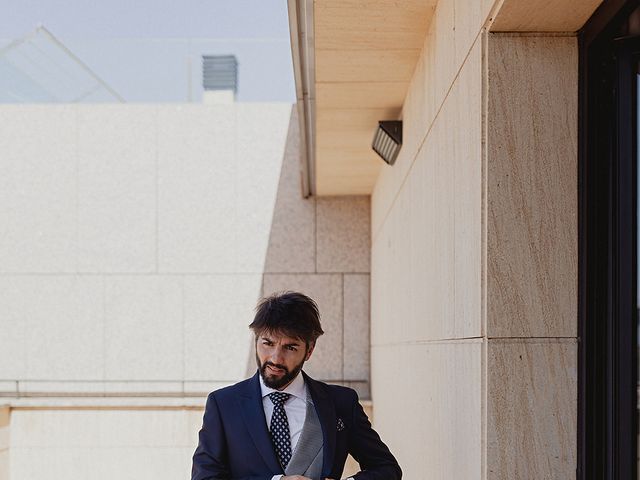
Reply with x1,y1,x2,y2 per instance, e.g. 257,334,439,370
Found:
269,392,292,469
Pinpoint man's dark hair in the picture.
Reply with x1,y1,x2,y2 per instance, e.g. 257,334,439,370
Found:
249,291,324,346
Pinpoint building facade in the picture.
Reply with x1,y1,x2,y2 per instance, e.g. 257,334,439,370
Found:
288,0,634,479
0,103,371,479
2,0,639,478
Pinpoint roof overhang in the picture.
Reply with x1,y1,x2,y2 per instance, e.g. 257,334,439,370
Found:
288,0,435,196
288,0,603,197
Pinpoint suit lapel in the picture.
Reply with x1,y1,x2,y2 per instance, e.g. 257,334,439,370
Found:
303,371,336,478
238,371,283,474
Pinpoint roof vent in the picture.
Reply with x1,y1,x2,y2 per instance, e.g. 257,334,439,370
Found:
202,55,237,104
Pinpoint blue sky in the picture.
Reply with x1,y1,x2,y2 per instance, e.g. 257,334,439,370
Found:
0,0,295,102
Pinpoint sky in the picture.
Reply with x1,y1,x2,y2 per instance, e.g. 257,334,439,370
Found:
0,0,295,102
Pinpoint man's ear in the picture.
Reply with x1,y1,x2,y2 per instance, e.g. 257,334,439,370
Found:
305,341,315,361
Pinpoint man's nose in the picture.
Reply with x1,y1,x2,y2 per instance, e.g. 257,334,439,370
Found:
270,347,285,364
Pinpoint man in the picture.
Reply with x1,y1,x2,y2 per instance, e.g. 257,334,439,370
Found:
192,291,402,480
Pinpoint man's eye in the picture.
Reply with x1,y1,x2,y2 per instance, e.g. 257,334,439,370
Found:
286,346,297,351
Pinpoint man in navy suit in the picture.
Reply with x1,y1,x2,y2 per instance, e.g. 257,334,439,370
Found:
192,291,401,480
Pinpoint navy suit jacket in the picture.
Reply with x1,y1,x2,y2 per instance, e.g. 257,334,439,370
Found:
191,370,401,480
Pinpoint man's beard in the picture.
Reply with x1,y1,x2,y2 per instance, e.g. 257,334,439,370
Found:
256,353,305,390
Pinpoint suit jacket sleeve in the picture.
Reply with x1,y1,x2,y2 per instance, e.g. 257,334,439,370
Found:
192,392,232,480
347,391,402,480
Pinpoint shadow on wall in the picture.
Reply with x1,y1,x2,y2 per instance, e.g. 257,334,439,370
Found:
0,100,369,399
242,104,314,378
243,106,372,398
242,104,316,378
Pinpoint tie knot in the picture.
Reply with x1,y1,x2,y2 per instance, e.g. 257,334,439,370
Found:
269,392,290,406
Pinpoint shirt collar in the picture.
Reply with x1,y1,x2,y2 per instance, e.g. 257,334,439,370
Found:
259,370,306,401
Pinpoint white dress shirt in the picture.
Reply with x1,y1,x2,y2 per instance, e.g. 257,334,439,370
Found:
260,371,308,458
261,373,353,480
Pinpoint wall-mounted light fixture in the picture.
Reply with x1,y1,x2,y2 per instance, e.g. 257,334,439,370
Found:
372,120,402,165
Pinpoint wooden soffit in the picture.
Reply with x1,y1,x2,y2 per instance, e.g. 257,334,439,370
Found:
490,0,603,31
314,0,435,196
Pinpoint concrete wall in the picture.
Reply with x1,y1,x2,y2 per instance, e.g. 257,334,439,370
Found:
0,103,371,479
370,0,577,478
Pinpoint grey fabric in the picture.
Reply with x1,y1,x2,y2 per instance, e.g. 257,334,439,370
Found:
284,397,323,480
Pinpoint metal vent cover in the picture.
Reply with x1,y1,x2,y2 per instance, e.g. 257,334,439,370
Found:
202,55,238,92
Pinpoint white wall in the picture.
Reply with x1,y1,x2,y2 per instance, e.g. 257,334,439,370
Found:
0,103,372,479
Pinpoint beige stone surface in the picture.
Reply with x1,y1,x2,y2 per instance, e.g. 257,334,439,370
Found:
453,39,483,339
430,95,456,337
157,105,237,273
372,1,485,240
262,110,316,273
454,0,485,67
0,276,104,380
77,105,157,273
101,381,183,394
343,274,370,382
0,99,373,475
371,42,483,344
371,340,483,479
398,52,428,174
491,0,602,32
0,450,7,480
371,188,411,347
0,106,76,273
487,35,578,338
0,278,27,379
487,339,577,480
262,274,343,381
9,445,191,480
406,147,432,341
371,86,425,242
0,384,16,395
104,276,183,380
0,416,8,480
0,408,8,429
25,276,104,380
17,381,105,395
0,395,206,408
370,233,386,345
0,432,7,458
184,381,235,395
317,196,371,273
431,0,457,107
183,274,261,381
0,102,369,395
235,104,293,273
10,409,199,449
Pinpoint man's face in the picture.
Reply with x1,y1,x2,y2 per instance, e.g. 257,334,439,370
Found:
255,331,314,390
